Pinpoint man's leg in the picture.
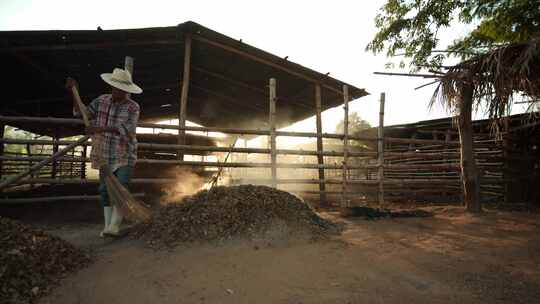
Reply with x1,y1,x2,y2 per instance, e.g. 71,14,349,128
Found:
98,169,113,237
107,166,134,235
114,165,133,188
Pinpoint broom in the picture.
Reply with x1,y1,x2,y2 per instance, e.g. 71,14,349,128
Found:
72,86,152,223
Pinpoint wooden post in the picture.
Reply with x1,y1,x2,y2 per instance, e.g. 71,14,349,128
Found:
341,85,349,208
52,136,59,178
503,117,509,205
315,84,327,206
81,145,87,179
269,78,277,188
0,124,4,183
124,56,134,75
378,93,385,206
178,34,192,160
458,81,481,212
69,149,74,178
26,143,34,188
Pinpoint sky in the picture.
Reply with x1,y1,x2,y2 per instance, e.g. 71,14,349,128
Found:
0,0,529,135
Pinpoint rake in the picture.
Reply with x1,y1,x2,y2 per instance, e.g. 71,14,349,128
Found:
209,136,238,189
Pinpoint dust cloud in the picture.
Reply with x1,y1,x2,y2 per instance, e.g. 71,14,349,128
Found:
160,167,206,204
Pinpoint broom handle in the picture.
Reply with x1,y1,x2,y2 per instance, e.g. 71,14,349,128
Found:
0,86,92,191
72,86,90,127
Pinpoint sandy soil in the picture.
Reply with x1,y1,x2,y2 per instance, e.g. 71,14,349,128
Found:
38,206,540,304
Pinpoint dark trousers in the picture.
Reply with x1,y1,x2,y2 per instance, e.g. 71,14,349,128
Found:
98,166,133,207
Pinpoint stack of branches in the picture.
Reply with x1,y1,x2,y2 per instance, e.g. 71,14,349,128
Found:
432,38,540,133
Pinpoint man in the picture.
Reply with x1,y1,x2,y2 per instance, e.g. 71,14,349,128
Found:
66,68,142,237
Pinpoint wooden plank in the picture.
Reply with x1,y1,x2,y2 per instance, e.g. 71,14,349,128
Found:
269,78,277,188
378,93,385,206
373,71,441,78
0,193,145,204
0,138,376,157
178,34,192,160
315,84,327,205
0,40,181,52
0,115,469,144
232,178,465,185
9,178,176,186
0,156,463,170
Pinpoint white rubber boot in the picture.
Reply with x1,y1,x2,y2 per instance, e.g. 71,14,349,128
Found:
105,206,124,236
100,206,113,238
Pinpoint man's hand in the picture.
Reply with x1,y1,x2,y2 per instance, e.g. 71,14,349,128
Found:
85,126,103,135
65,77,78,91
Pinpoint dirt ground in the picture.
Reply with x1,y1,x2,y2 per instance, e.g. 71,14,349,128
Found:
36,206,540,304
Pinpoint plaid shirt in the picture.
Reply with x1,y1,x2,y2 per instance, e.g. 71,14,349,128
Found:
81,94,140,171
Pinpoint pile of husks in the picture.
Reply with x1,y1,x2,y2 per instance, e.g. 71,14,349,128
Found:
0,217,91,304
133,185,341,248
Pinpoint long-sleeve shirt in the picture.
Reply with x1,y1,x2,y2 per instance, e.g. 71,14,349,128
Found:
76,94,140,171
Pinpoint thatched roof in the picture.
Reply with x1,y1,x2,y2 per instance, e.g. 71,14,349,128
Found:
433,38,540,121
0,21,367,137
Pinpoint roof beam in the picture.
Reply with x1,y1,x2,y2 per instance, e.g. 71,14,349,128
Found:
0,40,181,52
192,65,267,96
191,65,313,110
193,35,343,95
189,83,264,112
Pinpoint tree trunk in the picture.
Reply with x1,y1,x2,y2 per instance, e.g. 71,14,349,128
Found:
458,83,481,212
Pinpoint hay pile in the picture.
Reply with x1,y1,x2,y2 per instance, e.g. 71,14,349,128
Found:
133,185,341,248
0,217,91,304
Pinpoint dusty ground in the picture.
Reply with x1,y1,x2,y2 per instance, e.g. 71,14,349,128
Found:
36,206,540,304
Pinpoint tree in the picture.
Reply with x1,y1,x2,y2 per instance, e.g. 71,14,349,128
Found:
367,0,539,212
367,0,540,69
335,112,372,135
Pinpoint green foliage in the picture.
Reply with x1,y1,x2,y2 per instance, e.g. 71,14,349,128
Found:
335,112,372,135
3,126,34,155
367,0,540,69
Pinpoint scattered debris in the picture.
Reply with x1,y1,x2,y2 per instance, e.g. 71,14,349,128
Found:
132,185,341,248
0,217,91,304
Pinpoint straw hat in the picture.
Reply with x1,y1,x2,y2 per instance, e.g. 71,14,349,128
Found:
100,68,143,94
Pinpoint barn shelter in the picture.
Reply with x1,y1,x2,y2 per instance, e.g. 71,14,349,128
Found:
0,21,369,207
0,20,367,137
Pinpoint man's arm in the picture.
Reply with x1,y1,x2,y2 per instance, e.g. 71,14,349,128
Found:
113,105,140,139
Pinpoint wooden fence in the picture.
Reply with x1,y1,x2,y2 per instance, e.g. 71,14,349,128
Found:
0,83,508,207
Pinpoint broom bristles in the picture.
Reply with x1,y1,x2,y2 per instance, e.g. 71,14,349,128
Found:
105,176,152,222
102,165,152,223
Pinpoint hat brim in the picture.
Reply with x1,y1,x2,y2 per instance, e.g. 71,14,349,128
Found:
100,73,143,94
